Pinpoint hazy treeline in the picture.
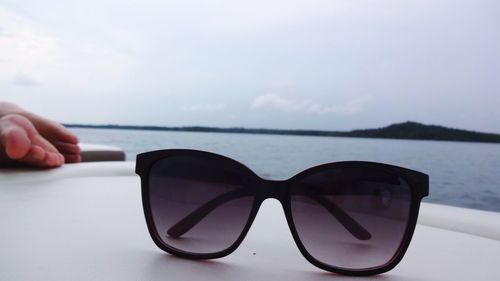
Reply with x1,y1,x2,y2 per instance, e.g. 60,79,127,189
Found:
65,121,500,144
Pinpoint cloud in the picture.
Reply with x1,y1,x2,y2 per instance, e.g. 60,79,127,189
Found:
251,94,371,115
0,7,134,95
12,73,39,87
0,8,59,74
181,103,226,112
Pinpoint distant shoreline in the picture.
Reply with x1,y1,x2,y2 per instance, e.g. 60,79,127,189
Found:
65,121,500,144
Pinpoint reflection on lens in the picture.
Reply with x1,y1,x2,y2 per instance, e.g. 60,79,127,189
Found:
290,166,412,270
148,155,255,254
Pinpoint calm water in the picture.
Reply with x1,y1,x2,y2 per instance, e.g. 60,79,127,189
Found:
72,128,500,212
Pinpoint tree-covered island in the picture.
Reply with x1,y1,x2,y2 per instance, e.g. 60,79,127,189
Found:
65,121,500,144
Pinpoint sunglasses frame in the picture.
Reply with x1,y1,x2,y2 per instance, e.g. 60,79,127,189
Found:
135,149,429,276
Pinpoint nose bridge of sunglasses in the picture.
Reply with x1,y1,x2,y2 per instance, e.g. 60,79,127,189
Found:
256,179,288,202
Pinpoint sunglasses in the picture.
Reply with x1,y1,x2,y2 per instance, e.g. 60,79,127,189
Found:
135,149,429,276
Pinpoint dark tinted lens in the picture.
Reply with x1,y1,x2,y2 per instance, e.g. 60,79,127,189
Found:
290,165,412,270
148,155,255,254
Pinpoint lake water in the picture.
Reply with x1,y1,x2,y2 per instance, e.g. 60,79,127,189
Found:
71,128,500,213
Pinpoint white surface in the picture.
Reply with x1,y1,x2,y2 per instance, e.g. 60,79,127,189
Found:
1,162,500,281
418,202,500,241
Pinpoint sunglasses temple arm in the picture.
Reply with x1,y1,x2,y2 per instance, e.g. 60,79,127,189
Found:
167,188,371,241
167,188,251,238
307,192,372,240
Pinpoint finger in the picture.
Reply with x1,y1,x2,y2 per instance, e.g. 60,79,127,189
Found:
17,145,49,167
48,124,79,144
30,145,46,161
44,151,64,167
22,146,64,168
52,141,81,155
32,134,60,153
29,114,79,144
0,126,31,160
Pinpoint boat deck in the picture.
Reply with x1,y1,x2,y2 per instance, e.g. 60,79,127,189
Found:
1,161,499,280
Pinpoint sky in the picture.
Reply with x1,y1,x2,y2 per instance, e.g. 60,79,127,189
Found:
1,0,499,132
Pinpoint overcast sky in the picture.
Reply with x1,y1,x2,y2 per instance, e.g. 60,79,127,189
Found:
1,0,499,132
